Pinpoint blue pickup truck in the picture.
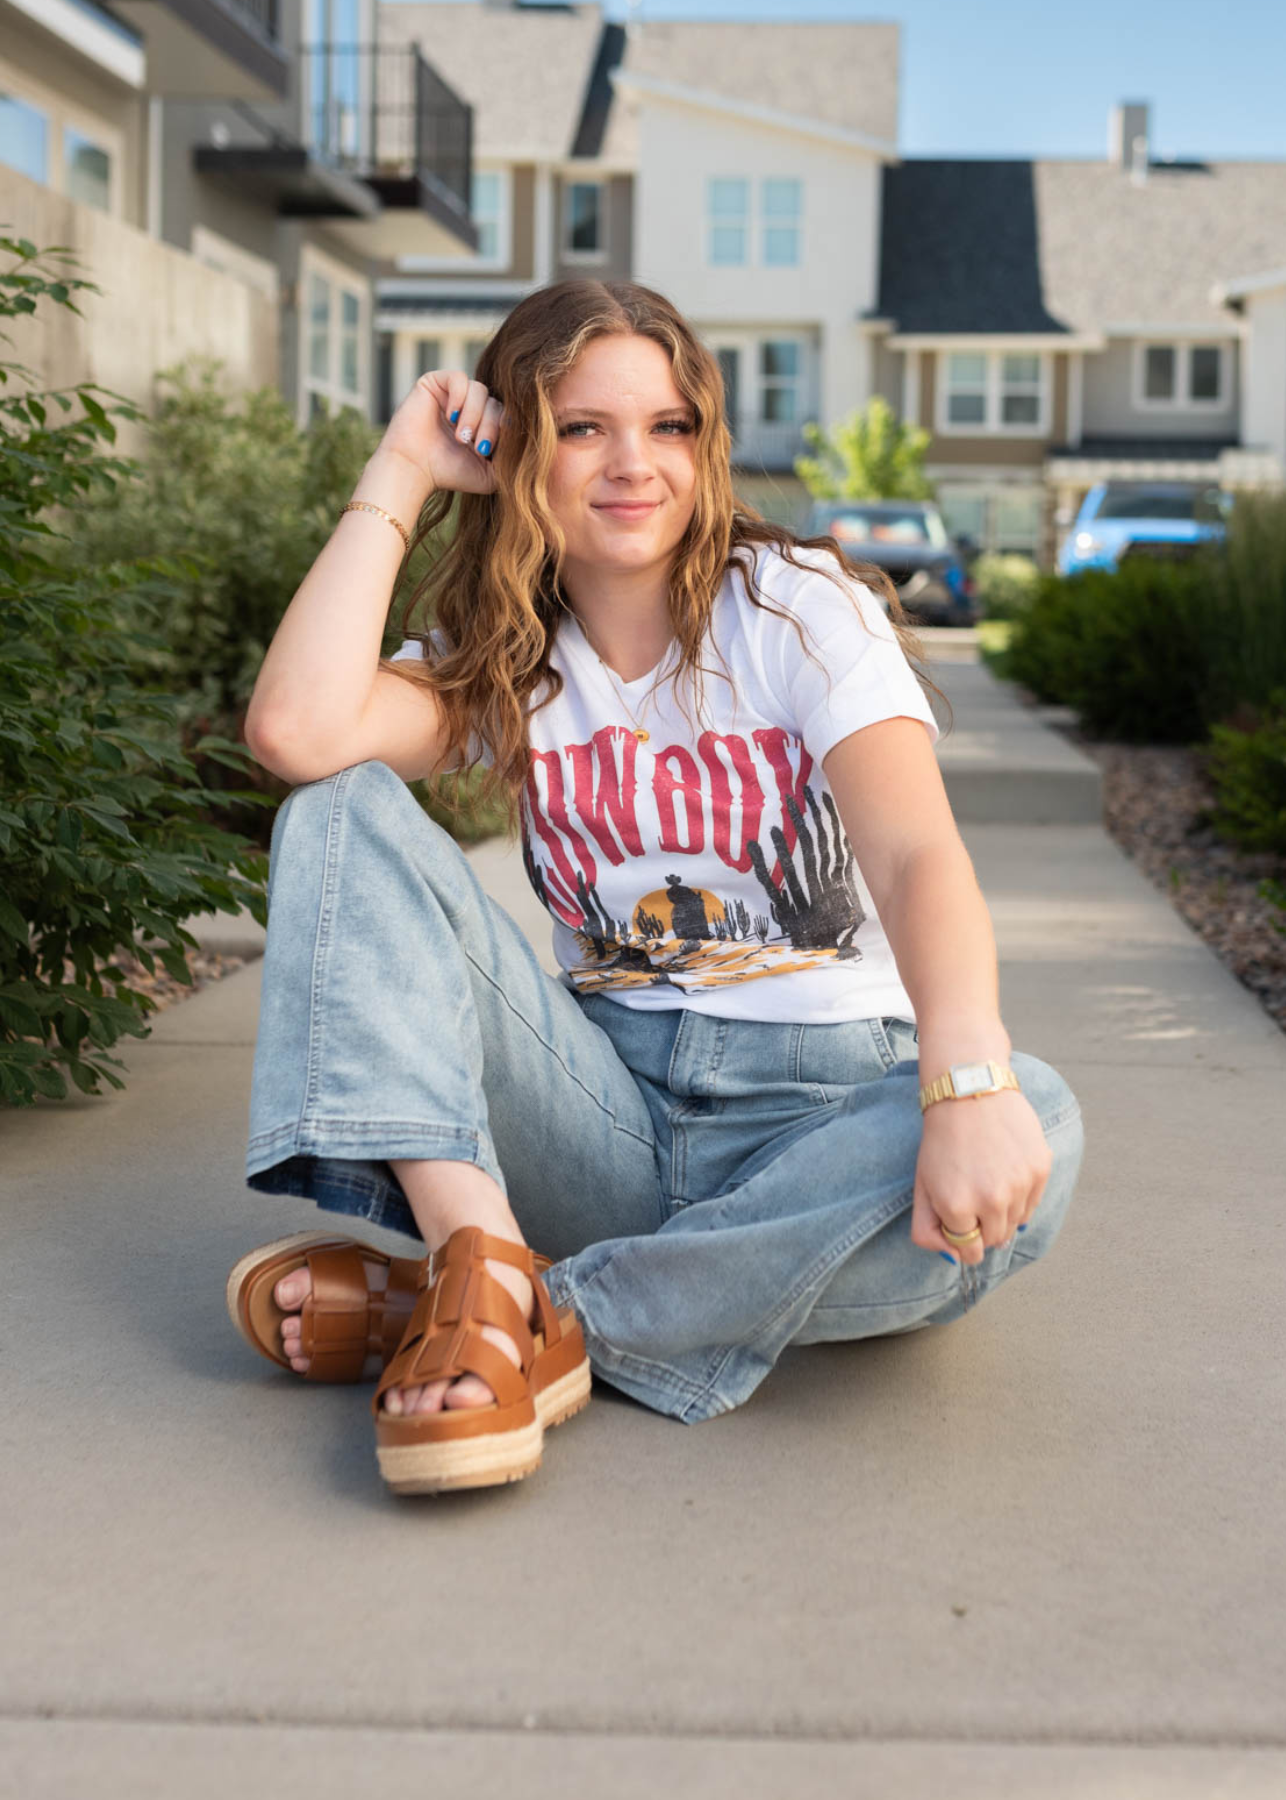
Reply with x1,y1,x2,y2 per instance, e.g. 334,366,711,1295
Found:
1057,482,1226,575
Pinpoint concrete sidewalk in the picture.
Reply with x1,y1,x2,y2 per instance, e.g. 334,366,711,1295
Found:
4,657,1285,1797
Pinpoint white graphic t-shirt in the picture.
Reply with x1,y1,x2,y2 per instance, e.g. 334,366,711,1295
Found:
392,542,941,1024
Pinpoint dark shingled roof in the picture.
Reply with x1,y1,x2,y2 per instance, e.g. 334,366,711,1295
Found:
878,158,1286,334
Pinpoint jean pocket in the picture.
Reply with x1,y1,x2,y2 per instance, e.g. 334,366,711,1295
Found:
882,1017,919,1067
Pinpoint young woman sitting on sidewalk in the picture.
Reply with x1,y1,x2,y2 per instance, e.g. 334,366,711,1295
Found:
227,278,1084,1497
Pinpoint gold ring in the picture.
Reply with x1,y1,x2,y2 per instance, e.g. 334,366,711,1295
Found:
940,1222,984,1246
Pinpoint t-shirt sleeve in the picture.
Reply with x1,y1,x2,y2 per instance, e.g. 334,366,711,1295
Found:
385,631,491,769
770,556,941,762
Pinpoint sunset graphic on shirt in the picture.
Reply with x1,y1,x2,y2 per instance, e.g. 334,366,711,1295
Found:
518,721,869,996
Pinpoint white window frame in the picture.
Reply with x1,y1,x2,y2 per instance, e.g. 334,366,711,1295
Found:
707,175,804,269
758,334,808,425
707,176,750,267
1132,339,1228,410
760,177,802,268
299,245,370,425
0,64,122,215
936,349,1051,437
562,178,607,263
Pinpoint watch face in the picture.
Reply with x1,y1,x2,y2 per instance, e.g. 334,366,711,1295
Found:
952,1062,994,1097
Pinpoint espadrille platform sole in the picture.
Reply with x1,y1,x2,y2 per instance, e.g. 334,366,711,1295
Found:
372,1224,591,1496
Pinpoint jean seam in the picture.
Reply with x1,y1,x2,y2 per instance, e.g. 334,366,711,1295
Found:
868,1016,897,1073
744,1185,915,1349
299,771,347,1131
1038,1101,1083,1135
458,944,654,1151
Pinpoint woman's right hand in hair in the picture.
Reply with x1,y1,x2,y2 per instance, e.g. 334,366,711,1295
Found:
375,370,504,498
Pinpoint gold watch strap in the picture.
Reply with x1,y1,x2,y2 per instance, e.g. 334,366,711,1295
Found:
918,1060,1020,1113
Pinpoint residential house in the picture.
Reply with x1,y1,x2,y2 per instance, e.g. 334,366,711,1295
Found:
372,2,897,522
0,0,475,428
373,0,632,419
1215,266,1286,479
871,104,1286,562
612,15,898,522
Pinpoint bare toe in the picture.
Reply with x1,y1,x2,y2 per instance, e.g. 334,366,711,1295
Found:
443,1374,494,1409
275,1269,310,1308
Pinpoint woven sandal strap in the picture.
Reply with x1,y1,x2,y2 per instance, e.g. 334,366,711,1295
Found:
375,1314,529,1411
436,1224,538,1277
299,1246,387,1380
374,1246,542,1409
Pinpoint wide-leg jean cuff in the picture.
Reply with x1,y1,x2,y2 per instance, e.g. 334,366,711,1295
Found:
541,1257,751,1426
245,1121,503,1242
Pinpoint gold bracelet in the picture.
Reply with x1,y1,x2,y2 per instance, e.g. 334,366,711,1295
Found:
340,500,411,555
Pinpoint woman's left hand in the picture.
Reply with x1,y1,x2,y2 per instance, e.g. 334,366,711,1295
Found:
910,1091,1053,1267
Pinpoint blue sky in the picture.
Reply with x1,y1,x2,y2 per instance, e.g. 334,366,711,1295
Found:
400,0,1286,160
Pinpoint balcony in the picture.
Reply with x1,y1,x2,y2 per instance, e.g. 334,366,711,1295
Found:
296,43,476,257
727,414,811,474
108,0,288,101
192,43,474,256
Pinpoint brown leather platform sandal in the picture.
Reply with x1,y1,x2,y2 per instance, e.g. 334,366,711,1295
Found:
226,1232,422,1381
372,1224,591,1496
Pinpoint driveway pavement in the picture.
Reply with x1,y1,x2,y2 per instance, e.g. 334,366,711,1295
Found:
4,656,1284,1798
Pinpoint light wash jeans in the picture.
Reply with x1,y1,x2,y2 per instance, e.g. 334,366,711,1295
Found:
246,760,1084,1424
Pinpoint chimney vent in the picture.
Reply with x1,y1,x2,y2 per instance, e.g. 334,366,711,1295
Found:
1109,102,1150,177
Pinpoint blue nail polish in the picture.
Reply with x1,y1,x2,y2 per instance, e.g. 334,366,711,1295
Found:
1016,1223,1028,1233
449,409,459,423
939,1250,958,1264
477,439,491,457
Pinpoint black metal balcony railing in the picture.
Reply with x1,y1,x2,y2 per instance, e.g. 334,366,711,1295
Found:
227,0,280,40
298,43,471,215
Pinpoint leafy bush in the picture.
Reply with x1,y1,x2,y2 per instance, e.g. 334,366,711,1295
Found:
999,494,1286,742
66,361,504,846
69,359,381,734
1206,689,1286,854
972,552,1040,621
0,238,268,1105
998,557,1211,741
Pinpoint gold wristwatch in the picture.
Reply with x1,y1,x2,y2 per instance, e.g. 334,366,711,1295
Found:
918,1060,1020,1113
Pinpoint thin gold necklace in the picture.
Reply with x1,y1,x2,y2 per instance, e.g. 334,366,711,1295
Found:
571,614,674,744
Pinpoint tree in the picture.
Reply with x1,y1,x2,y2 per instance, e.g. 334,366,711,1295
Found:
794,395,934,501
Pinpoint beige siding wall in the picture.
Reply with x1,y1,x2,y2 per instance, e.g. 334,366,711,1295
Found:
509,164,536,281
2,169,277,449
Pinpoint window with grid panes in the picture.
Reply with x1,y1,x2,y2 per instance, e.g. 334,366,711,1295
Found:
761,178,801,266
709,178,748,266
760,340,801,423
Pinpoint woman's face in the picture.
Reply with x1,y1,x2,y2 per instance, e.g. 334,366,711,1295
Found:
544,333,698,581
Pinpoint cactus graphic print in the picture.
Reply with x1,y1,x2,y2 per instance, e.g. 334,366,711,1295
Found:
521,723,870,995
393,543,941,1023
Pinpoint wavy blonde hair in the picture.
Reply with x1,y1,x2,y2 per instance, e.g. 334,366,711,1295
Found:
387,278,949,818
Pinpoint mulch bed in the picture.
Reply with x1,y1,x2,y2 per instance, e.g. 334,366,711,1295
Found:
1043,719,1286,1037
72,948,252,1017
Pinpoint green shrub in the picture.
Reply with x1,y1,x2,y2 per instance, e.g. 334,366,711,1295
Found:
69,359,382,737
972,553,1039,621
1000,557,1211,741
0,238,268,1106
1206,689,1286,854
66,362,503,847
1001,494,1286,743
